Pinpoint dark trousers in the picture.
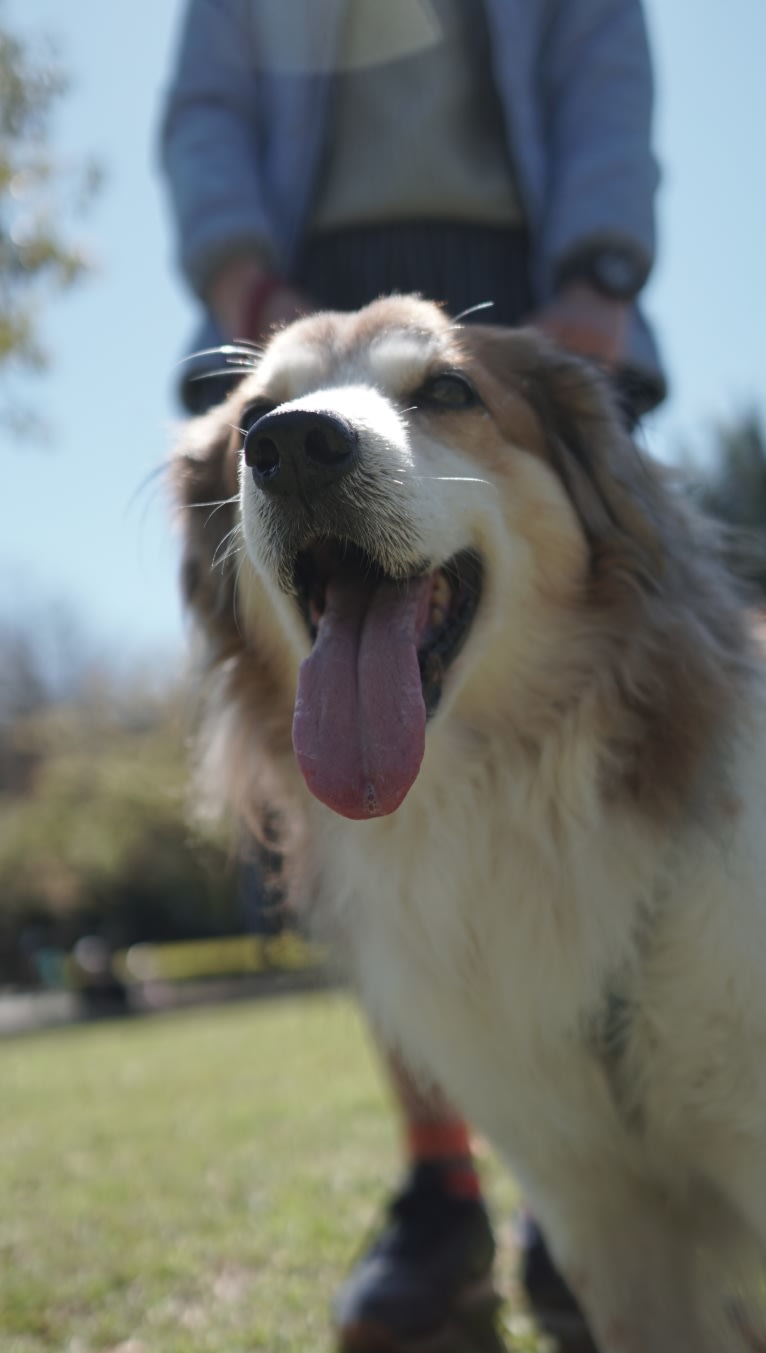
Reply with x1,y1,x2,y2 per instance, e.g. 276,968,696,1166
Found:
296,220,533,326
188,220,641,427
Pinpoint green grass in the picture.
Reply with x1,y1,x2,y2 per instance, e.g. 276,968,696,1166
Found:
0,992,547,1352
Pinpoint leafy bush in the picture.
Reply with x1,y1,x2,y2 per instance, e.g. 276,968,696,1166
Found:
0,679,244,983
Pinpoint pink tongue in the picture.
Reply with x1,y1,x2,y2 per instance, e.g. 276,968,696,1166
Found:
292,571,432,819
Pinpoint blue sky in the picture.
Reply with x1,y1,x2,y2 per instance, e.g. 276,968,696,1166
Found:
2,0,765,664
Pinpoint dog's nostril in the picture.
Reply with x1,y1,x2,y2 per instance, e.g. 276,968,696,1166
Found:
304,425,356,469
247,434,280,478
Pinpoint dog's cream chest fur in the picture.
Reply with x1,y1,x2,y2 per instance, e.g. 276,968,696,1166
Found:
313,715,766,1210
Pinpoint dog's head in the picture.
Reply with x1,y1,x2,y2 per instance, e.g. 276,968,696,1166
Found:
174,296,724,828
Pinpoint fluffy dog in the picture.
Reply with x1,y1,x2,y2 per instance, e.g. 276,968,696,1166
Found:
173,296,766,1352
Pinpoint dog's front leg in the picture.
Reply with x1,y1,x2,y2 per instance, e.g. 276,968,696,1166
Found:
525,1174,732,1353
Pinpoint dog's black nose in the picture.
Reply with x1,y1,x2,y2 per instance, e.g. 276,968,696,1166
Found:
244,409,359,498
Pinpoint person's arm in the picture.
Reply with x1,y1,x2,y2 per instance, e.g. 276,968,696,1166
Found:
206,255,309,343
159,0,281,323
530,282,628,367
530,0,657,366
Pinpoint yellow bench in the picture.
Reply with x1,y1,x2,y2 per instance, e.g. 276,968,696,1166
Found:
115,932,325,985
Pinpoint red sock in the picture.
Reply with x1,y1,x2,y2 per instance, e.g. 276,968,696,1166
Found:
405,1118,481,1199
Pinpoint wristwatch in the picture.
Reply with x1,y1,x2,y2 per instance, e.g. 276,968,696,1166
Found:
556,246,649,302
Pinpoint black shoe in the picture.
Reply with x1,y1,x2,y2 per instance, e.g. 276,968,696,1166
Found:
517,1213,599,1353
334,1163,501,1352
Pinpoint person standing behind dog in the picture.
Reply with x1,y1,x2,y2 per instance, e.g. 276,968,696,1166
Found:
159,3,665,1350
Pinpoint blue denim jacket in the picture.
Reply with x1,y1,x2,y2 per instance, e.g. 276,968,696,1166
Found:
160,0,664,397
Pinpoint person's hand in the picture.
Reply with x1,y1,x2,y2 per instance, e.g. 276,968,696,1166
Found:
206,257,311,344
527,281,629,368
255,281,310,340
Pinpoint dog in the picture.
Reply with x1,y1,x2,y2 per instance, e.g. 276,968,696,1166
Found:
172,296,766,1351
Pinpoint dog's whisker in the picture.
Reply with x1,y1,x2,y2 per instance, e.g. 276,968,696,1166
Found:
177,343,265,367
212,523,243,571
223,339,266,355
203,501,239,532
188,366,254,385
126,463,168,515
413,474,491,486
213,519,243,548
124,463,174,540
215,542,244,572
187,495,240,513
450,300,495,325
230,554,249,642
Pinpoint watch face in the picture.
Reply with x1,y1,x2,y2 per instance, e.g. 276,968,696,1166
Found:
593,249,644,300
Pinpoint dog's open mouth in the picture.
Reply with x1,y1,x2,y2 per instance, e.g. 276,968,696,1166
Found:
290,541,483,820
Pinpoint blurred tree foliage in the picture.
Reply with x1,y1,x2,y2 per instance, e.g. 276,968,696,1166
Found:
686,409,766,591
0,14,98,419
0,641,243,984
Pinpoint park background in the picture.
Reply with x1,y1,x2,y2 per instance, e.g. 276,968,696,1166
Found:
1,0,766,983
1,6,765,1351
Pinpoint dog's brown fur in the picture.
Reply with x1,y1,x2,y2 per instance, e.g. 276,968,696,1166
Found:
174,302,751,838
172,298,766,1351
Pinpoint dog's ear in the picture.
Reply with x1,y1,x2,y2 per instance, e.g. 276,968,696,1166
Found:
172,405,305,875
464,325,664,594
171,406,243,662
526,342,662,587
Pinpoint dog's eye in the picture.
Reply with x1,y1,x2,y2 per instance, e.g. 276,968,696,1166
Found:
415,372,480,410
239,399,276,436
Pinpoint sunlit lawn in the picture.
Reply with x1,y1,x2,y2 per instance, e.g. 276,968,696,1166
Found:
0,992,545,1352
